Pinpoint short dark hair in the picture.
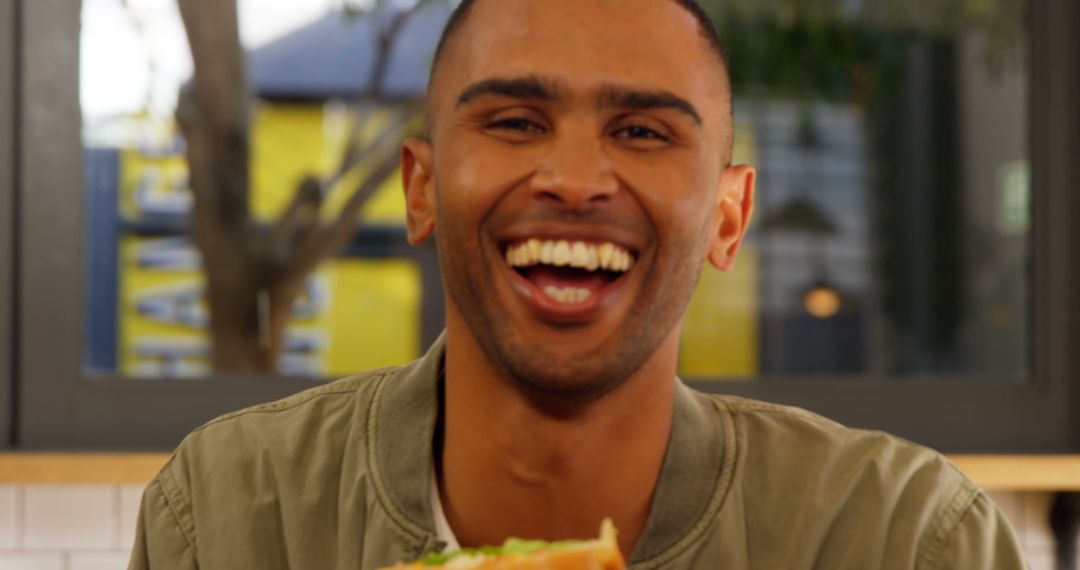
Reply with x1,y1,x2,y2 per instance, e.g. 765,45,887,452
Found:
429,0,729,87
424,0,734,161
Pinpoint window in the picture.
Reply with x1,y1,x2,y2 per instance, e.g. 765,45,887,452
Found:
80,0,446,380
680,2,1030,381
9,0,1080,451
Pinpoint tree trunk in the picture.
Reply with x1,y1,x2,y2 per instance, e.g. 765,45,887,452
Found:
177,0,262,372
176,0,428,373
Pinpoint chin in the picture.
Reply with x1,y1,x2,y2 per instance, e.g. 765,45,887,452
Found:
489,336,644,410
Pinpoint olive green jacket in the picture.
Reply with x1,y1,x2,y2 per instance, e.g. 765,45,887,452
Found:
129,338,1028,569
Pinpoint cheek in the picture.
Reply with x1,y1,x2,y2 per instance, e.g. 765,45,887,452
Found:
434,139,544,244
612,155,716,236
441,133,544,194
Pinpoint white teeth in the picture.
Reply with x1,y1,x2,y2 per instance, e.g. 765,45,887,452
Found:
597,243,614,268
540,241,554,264
585,246,600,271
570,242,588,267
543,286,592,305
553,241,572,266
505,239,635,272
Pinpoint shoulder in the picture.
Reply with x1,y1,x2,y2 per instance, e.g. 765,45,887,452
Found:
712,393,864,435
198,367,390,432
711,393,962,482
186,367,392,454
672,394,1025,568
153,366,396,505
706,394,998,565
132,367,402,564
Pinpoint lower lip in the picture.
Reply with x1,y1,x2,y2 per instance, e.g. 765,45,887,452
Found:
502,261,632,323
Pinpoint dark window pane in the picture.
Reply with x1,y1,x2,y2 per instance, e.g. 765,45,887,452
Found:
679,0,1029,380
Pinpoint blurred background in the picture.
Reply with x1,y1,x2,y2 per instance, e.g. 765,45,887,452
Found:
2,0,1079,568
79,0,1030,381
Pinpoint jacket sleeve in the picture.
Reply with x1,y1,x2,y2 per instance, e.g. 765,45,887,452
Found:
925,491,1030,570
127,477,199,570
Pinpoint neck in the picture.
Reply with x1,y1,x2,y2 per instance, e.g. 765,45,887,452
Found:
437,318,679,560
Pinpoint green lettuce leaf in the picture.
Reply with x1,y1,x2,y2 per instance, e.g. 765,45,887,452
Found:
419,537,582,565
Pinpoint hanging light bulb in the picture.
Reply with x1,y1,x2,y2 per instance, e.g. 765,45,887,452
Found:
804,283,842,319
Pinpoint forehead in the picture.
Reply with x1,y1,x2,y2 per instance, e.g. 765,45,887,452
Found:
435,0,725,116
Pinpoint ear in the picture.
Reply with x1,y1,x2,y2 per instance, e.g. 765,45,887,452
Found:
706,164,756,272
401,137,437,245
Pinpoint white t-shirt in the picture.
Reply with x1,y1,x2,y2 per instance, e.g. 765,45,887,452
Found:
430,470,461,551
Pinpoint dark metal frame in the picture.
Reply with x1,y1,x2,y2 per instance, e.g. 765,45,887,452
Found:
687,0,1080,454
13,0,1080,452
0,0,16,449
1036,2,1080,565
14,0,442,449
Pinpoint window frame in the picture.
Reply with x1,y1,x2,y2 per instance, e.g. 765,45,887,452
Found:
0,0,16,450
686,0,1080,452
13,0,1080,451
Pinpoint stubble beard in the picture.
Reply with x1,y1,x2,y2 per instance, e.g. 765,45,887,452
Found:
437,216,705,412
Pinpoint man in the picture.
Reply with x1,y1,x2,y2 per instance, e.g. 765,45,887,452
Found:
129,0,1029,568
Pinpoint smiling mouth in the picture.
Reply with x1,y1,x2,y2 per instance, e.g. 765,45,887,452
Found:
504,238,636,306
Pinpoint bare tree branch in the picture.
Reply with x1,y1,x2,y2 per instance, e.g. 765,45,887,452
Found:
270,176,323,261
325,0,438,186
328,100,384,187
174,0,440,372
281,144,407,295
323,104,421,189
320,148,406,254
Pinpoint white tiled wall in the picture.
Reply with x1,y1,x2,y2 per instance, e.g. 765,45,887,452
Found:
0,485,141,570
0,485,1072,569
0,486,17,551
985,491,1072,570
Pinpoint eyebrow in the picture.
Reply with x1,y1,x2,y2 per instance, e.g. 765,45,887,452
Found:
454,75,703,127
598,85,703,126
455,76,557,107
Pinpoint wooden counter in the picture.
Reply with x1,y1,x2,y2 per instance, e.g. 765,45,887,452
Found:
2,454,1080,490
947,455,1080,491
0,453,170,484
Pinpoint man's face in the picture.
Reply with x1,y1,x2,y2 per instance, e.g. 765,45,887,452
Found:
407,0,749,403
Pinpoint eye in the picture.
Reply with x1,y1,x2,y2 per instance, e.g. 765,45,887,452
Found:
487,117,546,134
612,124,669,142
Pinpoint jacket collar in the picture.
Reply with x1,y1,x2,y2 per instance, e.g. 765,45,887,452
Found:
369,334,735,564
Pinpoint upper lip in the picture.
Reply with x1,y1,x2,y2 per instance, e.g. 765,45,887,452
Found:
494,223,646,257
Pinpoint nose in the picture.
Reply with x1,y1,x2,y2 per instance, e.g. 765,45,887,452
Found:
529,132,618,209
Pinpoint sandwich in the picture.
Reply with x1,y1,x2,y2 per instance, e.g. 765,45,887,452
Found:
380,519,625,569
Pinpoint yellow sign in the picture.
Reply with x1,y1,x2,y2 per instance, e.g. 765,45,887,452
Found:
678,247,759,380
118,236,420,377
677,117,760,380
114,101,423,378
